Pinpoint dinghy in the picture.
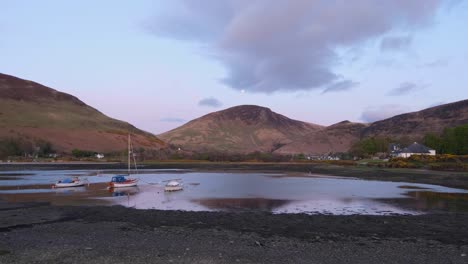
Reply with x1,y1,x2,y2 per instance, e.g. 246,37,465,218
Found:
53,177,86,188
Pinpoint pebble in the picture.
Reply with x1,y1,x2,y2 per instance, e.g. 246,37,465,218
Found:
461,253,466,257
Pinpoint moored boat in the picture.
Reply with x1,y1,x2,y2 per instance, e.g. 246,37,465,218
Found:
109,175,138,188
108,134,139,188
164,180,183,192
53,177,86,188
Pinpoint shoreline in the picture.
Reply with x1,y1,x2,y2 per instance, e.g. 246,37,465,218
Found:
1,161,467,190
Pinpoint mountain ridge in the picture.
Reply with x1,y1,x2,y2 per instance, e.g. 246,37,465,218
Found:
161,100,468,154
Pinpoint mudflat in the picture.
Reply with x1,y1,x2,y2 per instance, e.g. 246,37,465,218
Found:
0,202,467,264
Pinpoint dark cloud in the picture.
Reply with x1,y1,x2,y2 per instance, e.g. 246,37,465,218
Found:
361,105,407,123
322,80,358,94
380,35,412,51
387,82,426,96
160,117,186,123
150,0,448,93
198,97,222,107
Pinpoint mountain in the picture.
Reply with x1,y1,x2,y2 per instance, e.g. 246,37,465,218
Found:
362,100,468,139
0,73,164,152
274,121,368,154
159,105,323,153
160,100,468,154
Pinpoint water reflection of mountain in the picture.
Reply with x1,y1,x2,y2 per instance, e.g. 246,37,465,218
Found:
407,191,468,212
379,191,468,213
191,198,293,211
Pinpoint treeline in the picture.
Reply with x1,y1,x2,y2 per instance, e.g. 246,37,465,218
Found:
349,137,414,158
423,124,468,155
0,137,54,159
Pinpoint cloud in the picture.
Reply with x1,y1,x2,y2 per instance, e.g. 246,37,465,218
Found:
149,0,448,93
322,80,359,94
160,117,186,123
387,82,426,96
361,105,408,122
420,58,449,68
380,35,412,51
198,97,223,107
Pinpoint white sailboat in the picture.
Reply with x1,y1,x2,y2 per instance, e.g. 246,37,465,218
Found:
109,134,138,188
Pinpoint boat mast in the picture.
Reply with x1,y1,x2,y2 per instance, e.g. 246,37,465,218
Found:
128,134,131,175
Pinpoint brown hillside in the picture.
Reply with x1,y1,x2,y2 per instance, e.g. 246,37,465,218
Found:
275,121,368,155
0,73,164,152
362,100,468,139
159,105,323,153
160,100,468,155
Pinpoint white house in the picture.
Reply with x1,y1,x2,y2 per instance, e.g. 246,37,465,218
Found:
395,142,436,158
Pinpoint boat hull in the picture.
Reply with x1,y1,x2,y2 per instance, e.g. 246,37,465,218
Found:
54,182,85,188
110,180,138,188
164,186,183,192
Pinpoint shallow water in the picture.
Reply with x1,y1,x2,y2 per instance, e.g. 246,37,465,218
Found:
0,169,467,215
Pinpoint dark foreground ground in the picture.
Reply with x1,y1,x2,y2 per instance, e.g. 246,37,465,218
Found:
0,201,467,264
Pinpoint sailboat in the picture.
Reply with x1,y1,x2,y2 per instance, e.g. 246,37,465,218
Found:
108,134,139,188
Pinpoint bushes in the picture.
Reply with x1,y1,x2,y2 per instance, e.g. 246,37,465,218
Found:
423,124,468,155
0,137,54,159
71,149,96,158
350,137,392,158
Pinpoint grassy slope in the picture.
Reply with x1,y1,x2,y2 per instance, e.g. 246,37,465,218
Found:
0,99,164,152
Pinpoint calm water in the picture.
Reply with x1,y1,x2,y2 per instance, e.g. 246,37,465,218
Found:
0,169,467,215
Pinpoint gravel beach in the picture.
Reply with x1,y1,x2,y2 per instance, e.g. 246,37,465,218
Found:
0,202,467,264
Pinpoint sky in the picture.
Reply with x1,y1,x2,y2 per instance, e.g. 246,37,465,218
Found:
1,0,468,134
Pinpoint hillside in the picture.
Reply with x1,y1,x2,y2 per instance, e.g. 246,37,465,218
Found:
362,99,468,139
159,105,323,153
275,121,368,155
160,100,468,155
0,73,164,153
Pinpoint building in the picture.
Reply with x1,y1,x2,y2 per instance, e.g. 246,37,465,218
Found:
391,142,436,158
95,153,105,159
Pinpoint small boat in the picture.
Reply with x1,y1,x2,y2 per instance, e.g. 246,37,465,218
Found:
109,175,138,188
108,134,139,188
53,177,86,188
164,180,183,192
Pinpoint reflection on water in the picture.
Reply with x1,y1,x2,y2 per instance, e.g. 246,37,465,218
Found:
109,187,140,197
404,191,468,212
0,170,467,215
192,198,292,211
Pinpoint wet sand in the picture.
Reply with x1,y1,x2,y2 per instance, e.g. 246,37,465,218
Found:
0,202,467,264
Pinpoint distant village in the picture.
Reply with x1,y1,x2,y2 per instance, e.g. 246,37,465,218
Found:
307,142,435,161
